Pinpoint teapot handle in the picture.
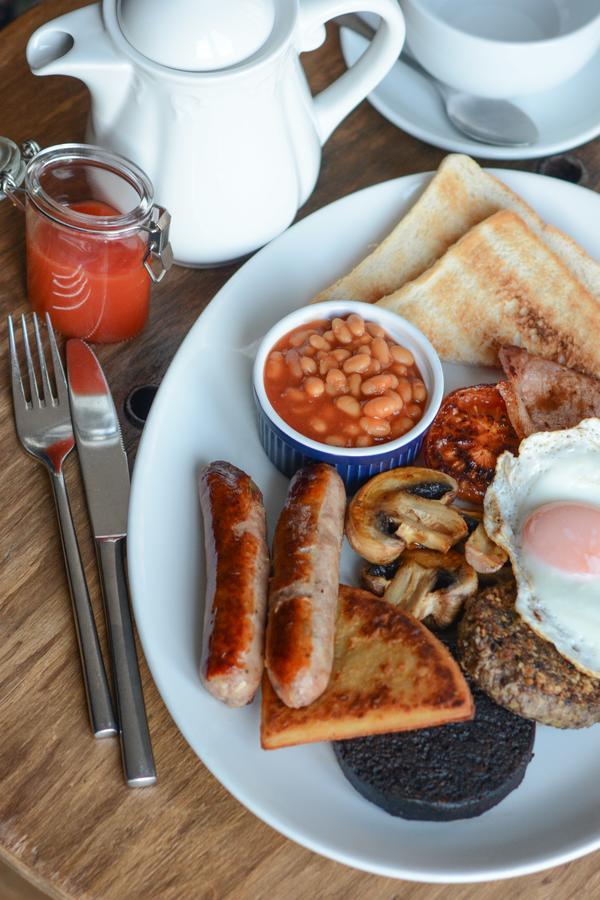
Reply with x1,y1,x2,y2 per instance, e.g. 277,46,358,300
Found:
297,0,405,144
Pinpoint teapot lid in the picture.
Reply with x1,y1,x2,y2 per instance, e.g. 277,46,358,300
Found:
117,0,276,71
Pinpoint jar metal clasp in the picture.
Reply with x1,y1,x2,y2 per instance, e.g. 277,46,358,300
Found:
143,206,173,284
0,138,41,210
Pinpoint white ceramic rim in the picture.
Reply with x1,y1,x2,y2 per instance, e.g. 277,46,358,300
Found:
406,0,600,47
252,299,444,458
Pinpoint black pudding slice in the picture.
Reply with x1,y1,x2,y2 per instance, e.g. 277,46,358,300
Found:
333,638,535,821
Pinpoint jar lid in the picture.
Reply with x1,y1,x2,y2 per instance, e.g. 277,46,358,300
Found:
117,0,276,72
0,137,26,201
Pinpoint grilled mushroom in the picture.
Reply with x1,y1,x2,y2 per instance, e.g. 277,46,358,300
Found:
361,549,478,628
465,522,508,574
346,468,467,564
360,559,402,596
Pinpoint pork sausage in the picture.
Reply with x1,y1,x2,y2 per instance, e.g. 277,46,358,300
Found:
266,463,346,708
198,461,270,706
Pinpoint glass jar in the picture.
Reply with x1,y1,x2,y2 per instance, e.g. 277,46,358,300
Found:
0,139,172,343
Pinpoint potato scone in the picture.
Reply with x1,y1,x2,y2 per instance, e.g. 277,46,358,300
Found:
334,631,535,821
261,585,473,749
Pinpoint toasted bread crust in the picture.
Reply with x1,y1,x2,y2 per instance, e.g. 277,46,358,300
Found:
377,210,600,377
261,585,474,749
313,154,600,305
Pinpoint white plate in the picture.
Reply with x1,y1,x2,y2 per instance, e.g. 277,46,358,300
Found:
340,26,600,160
128,169,600,882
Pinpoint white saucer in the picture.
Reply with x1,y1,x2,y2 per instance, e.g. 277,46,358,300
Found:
340,26,600,160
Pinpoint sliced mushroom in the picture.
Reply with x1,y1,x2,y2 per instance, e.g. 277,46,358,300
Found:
455,506,482,536
387,493,468,553
465,522,508,574
360,559,402,596
362,549,478,628
346,467,464,564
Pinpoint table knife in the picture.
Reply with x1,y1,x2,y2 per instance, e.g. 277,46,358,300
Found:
66,339,156,788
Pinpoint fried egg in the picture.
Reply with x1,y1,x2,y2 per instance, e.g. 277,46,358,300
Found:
484,418,600,677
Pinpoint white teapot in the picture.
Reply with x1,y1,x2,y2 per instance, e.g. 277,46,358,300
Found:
27,0,405,266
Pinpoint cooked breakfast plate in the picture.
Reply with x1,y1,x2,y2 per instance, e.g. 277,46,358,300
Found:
128,170,600,882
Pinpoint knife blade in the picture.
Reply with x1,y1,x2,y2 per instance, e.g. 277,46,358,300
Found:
67,339,156,788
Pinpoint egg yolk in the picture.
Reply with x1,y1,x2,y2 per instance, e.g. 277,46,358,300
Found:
522,501,600,575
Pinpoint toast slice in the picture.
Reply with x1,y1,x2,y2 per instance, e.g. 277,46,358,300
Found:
377,210,600,378
312,154,600,305
261,584,473,750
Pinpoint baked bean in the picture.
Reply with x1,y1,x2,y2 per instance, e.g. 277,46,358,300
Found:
347,314,365,337
304,376,325,398
396,378,413,403
412,379,427,402
300,355,317,375
264,314,427,448
319,355,336,376
348,373,362,397
335,395,361,418
343,353,370,374
406,402,423,420
362,373,394,396
285,349,303,380
289,329,313,347
367,322,385,339
390,345,415,366
363,393,403,418
326,367,346,387
309,333,331,351
325,368,347,395
365,359,382,376
371,337,391,366
391,416,415,438
386,389,404,409
265,351,285,380
332,318,353,344
284,387,306,403
359,416,391,437
332,348,351,362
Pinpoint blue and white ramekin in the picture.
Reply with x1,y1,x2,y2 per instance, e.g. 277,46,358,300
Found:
252,300,444,493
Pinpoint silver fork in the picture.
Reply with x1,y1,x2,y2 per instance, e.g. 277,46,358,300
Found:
8,312,118,739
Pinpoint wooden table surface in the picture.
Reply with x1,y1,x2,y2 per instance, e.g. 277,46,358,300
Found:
1,3,600,899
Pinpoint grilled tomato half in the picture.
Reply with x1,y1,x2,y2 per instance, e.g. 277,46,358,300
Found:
423,384,519,504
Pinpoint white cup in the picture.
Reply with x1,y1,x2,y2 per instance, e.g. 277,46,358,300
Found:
401,0,600,98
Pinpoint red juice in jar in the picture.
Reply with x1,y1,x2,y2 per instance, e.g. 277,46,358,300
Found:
1,143,172,344
26,199,151,343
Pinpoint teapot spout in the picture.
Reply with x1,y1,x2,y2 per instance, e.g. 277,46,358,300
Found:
27,4,133,128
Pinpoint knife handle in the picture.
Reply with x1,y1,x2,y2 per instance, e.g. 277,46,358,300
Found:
49,469,118,739
97,537,157,787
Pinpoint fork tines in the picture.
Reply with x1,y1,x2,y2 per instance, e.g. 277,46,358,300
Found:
9,313,66,410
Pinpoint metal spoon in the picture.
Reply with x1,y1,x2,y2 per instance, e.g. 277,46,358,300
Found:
335,14,539,147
